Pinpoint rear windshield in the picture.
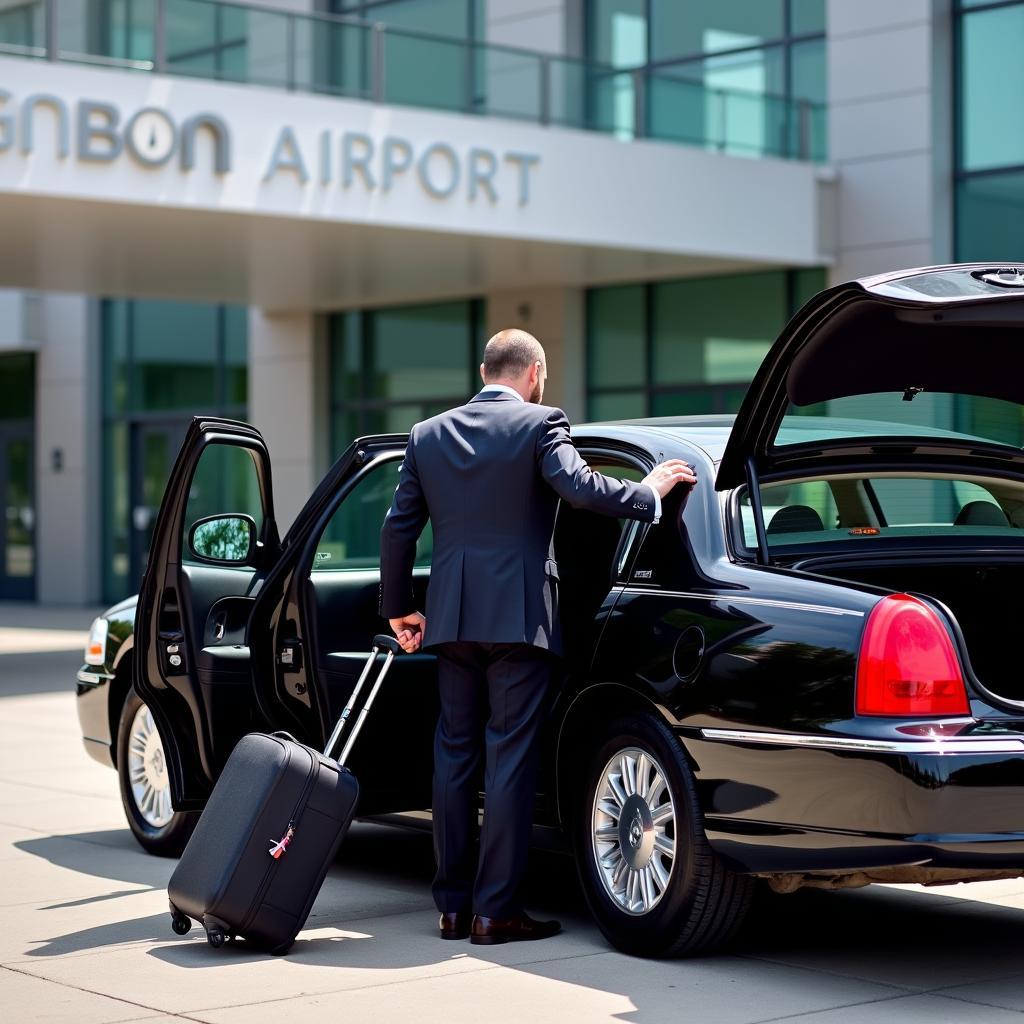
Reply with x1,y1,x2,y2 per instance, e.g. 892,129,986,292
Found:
776,393,1024,450
738,472,1024,554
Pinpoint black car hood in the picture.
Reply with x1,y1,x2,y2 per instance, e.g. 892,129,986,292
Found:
716,263,1024,490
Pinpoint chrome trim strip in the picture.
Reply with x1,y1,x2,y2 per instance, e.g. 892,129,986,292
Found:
76,669,113,685
700,728,1024,755
620,587,864,618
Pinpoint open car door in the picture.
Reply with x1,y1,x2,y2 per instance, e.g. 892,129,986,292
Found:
248,435,439,816
134,417,280,811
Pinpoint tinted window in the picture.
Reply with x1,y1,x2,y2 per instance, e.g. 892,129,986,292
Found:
778,392,1024,450
739,473,1024,552
314,458,433,571
182,444,265,565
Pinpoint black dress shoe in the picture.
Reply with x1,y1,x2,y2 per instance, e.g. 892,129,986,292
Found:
439,912,472,940
470,912,562,946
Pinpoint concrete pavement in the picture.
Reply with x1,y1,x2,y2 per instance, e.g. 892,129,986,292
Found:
1,605,1024,1022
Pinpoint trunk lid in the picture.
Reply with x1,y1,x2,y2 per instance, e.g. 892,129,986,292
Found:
717,263,1024,490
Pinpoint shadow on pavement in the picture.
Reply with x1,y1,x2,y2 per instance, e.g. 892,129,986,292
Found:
0,649,84,696
16,820,1024,1020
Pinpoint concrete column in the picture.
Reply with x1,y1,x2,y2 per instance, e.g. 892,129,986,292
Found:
485,286,585,421
826,0,953,284
248,309,326,533
34,294,101,605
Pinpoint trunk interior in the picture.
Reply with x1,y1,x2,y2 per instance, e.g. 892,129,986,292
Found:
796,558,1024,704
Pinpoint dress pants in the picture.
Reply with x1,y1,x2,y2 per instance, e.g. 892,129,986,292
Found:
431,641,553,919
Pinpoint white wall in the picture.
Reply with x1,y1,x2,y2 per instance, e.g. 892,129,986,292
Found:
247,309,326,533
826,0,953,283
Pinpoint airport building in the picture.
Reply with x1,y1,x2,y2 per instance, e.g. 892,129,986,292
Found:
0,0,1005,605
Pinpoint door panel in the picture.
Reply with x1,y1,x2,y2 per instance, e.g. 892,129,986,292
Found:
134,418,279,809
249,443,438,812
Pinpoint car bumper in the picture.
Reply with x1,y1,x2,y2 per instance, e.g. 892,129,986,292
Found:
689,728,1024,874
76,666,115,768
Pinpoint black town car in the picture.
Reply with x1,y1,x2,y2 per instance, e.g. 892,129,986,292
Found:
77,264,1024,957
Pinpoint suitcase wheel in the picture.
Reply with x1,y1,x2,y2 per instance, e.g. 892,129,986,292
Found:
171,913,192,936
206,928,227,949
203,915,232,949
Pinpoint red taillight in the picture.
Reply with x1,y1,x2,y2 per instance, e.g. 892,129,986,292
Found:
855,594,969,717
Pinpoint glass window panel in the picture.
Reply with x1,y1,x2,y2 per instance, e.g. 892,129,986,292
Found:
332,408,361,458
223,305,248,408
0,355,34,420
367,302,471,402
183,443,264,563
959,5,1024,171
365,0,470,38
382,31,467,110
130,301,219,411
792,267,827,311
103,421,129,602
166,0,218,59
790,0,825,36
956,172,1024,262
4,436,34,579
587,285,646,389
791,37,825,104
314,457,432,570
650,390,717,416
589,0,647,67
650,0,784,62
652,272,785,386
330,312,363,403
103,300,129,416
779,393,1024,449
588,391,645,421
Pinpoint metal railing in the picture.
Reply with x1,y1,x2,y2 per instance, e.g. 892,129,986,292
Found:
0,0,826,161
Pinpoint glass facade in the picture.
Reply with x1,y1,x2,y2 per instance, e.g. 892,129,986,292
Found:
101,299,248,602
328,299,485,457
0,355,36,600
585,0,826,158
586,268,826,420
955,0,1024,259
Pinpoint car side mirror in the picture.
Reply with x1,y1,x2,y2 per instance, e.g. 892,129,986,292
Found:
188,514,257,566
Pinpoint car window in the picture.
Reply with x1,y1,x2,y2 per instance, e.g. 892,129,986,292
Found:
738,473,1024,553
313,456,433,571
182,444,265,566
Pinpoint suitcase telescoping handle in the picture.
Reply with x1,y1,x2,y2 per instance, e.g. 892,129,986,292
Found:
324,634,402,765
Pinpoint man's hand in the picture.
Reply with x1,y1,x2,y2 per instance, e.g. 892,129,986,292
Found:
642,459,697,498
389,611,426,653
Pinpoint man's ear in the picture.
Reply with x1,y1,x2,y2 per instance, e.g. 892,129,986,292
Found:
479,363,487,385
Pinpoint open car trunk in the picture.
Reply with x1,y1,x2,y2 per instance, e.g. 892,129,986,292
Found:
796,556,1024,705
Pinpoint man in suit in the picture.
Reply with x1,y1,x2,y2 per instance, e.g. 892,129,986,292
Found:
379,329,695,945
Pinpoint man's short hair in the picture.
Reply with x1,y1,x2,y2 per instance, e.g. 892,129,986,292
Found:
482,329,545,381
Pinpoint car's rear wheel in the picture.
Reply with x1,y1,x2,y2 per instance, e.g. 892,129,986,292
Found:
117,688,196,857
574,713,753,957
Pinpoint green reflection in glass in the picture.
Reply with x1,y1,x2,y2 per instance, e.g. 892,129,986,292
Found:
956,172,1024,261
587,286,646,390
190,515,253,562
959,4,1024,172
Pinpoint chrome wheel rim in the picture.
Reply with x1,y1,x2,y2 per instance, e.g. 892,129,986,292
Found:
127,703,173,828
591,746,676,915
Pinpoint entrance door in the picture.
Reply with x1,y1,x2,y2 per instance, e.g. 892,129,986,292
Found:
129,421,188,591
0,422,35,600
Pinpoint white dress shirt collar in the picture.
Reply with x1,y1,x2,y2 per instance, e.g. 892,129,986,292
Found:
479,383,525,402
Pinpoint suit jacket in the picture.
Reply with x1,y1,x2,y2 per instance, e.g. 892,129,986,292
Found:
378,391,658,654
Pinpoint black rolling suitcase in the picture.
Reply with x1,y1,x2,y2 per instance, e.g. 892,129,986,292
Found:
166,634,401,955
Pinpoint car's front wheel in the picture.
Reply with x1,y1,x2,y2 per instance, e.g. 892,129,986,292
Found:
117,688,196,857
574,713,753,957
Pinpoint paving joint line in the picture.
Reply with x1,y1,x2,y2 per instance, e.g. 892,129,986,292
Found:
185,948,615,1015
744,990,939,1024
735,952,916,995
0,962,202,1021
